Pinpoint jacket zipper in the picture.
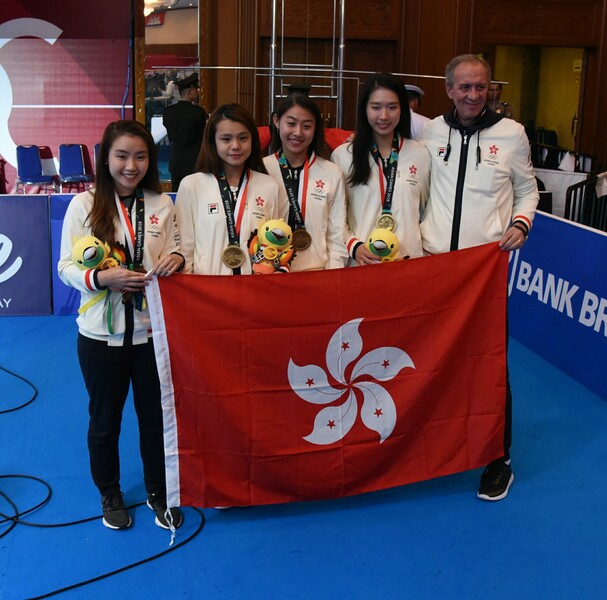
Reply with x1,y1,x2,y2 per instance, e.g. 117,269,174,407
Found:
450,131,469,252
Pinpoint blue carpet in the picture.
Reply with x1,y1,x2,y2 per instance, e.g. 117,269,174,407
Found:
1,315,606,599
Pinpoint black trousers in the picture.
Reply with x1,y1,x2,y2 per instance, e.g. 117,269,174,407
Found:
504,370,512,461
503,312,513,462
77,334,166,497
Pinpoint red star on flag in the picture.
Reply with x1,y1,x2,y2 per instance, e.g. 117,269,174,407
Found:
256,196,265,207
316,180,325,189
374,408,383,417
382,360,390,369
150,214,159,225
306,378,315,387
341,342,350,351
489,145,499,154
327,420,336,429
409,165,417,175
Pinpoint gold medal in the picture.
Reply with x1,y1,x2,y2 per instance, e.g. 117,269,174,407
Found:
222,244,245,269
376,213,396,230
292,228,312,251
263,246,278,260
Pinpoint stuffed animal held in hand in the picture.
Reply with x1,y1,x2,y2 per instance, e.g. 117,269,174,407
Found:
70,235,127,322
71,235,121,271
366,228,401,262
248,218,295,274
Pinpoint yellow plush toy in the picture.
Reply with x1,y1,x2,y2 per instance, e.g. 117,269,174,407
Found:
248,219,295,274
366,228,400,262
71,235,122,271
71,235,125,318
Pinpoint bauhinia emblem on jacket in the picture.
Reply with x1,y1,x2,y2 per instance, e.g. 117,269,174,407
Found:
288,318,415,445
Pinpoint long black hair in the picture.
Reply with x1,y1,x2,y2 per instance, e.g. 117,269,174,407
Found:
349,72,411,186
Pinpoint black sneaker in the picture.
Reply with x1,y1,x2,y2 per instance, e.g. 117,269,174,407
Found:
146,491,183,530
477,461,514,501
101,492,132,530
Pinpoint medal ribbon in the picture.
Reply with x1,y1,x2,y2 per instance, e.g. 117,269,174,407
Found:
217,169,249,275
277,150,314,229
369,135,402,215
114,188,145,266
217,169,249,245
113,188,146,325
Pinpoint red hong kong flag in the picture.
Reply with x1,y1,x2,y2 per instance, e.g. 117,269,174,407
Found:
147,242,508,508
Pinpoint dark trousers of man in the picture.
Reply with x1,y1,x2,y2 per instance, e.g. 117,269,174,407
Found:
503,371,513,461
502,314,513,462
77,334,166,498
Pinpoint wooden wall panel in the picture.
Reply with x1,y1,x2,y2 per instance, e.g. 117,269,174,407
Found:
474,0,601,46
237,0,258,109
400,0,422,70
260,0,337,38
403,0,461,119
199,0,214,111
145,43,198,58
259,0,400,39
135,0,146,124
211,0,607,169
342,40,399,73
344,0,401,39
341,40,400,128
212,0,241,107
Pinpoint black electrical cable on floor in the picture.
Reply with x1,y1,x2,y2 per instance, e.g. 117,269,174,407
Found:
0,365,38,414
0,474,53,538
0,477,206,600
0,368,207,599
23,505,206,600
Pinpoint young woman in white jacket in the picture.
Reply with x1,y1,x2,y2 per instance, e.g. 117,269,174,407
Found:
58,120,184,531
331,72,430,266
176,103,289,275
264,93,348,271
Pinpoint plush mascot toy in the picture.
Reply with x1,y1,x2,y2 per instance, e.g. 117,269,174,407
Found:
71,235,122,271
71,236,128,330
366,228,400,262
248,218,295,274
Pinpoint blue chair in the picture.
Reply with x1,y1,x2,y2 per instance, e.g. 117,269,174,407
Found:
58,144,94,193
16,145,56,194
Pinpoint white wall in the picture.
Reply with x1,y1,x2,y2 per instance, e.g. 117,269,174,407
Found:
145,8,198,45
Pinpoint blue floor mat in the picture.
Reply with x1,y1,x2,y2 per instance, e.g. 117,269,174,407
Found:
1,315,606,600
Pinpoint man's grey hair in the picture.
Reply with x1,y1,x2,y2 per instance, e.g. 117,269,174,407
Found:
445,54,491,88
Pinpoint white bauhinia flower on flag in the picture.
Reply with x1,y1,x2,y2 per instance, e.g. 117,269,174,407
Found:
288,318,415,445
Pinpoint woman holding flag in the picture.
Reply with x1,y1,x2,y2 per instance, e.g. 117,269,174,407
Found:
58,120,184,531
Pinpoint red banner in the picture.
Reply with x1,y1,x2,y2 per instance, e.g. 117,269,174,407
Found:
148,243,508,508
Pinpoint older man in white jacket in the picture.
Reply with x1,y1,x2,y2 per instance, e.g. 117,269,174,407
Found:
419,54,539,502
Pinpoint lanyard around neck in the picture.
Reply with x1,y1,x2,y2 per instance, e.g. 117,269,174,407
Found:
216,169,249,245
370,135,402,214
277,150,314,227
115,188,144,266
